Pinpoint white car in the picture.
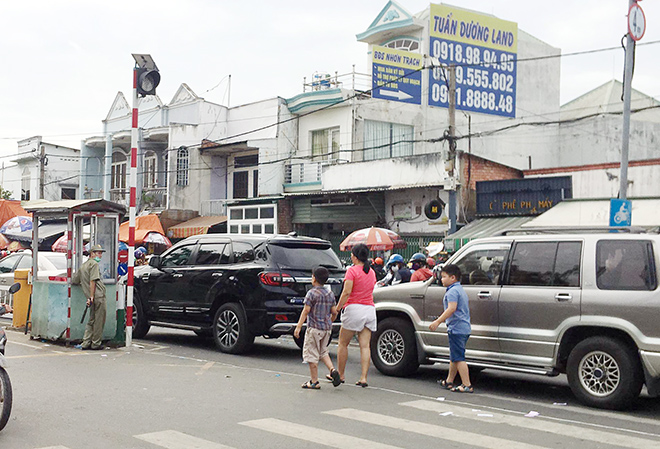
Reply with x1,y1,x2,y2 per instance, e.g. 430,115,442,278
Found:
0,251,67,287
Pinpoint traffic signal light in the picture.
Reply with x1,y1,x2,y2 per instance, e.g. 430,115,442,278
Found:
136,67,160,96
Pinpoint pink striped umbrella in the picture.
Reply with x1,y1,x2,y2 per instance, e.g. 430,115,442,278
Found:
339,227,407,251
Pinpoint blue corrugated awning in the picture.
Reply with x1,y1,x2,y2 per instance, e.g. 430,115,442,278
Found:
444,216,535,252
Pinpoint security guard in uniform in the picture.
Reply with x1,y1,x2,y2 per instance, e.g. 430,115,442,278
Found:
73,244,107,350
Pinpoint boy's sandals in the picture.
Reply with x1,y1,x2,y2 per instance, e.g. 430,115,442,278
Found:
355,381,368,388
302,380,320,389
439,380,455,390
451,384,474,393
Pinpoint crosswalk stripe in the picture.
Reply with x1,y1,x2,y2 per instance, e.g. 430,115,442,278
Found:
401,400,660,449
476,391,660,428
324,408,545,449
134,430,235,449
240,418,402,449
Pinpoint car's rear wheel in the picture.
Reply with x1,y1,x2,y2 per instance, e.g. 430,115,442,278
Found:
371,317,419,376
0,367,12,431
132,298,150,339
566,336,643,410
213,303,255,354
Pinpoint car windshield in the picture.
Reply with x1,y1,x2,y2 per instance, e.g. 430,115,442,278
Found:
268,243,342,270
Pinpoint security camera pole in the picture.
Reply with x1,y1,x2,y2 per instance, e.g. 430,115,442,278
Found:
127,54,160,347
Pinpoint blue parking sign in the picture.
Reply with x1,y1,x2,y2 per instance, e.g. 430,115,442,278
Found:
609,199,632,227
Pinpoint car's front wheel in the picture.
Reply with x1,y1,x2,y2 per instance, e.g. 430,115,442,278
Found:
371,317,419,376
132,298,150,339
566,336,643,410
213,303,255,354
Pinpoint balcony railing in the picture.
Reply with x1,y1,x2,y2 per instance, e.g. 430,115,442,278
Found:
284,162,322,185
110,187,167,209
201,199,228,217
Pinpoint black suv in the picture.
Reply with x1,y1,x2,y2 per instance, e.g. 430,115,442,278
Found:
132,233,345,353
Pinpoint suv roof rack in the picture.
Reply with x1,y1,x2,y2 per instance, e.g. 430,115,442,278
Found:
495,226,649,236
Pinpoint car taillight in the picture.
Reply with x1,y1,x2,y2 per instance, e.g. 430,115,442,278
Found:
48,276,67,282
259,272,295,287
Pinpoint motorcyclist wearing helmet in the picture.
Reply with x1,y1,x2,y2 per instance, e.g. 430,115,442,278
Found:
377,254,411,286
410,253,433,282
0,302,12,315
135,246,148,266
372,257,386,281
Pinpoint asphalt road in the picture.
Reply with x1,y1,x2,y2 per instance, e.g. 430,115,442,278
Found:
1,325,660,449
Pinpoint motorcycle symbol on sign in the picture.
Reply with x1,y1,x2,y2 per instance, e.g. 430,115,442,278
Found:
613,203,630,225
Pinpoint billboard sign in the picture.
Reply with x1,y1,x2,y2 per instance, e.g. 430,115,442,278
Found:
372,45,422,105
428,4,518,117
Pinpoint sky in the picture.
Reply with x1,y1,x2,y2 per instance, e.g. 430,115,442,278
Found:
1,0,658,158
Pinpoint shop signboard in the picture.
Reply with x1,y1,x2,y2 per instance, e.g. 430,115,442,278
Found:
372,45,422,105
428,4,518,117
476,176,572,217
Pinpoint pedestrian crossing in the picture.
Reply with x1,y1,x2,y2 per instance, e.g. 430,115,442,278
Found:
32,399,660,449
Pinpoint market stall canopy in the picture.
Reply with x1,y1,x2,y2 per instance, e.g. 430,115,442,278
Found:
521,198,660,229
4,221,67,243
167,216,227,239
444,216,535,252
118,214,165,244
0,200,30,226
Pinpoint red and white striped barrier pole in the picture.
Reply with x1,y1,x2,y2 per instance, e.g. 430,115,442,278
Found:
126,67,138,347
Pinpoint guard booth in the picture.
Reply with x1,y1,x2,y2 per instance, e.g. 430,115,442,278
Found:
24,199,126,345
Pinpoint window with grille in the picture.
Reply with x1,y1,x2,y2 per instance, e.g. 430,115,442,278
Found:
21,168,30,201
363,120,413,160
176,147,189,186
143,151,157,188
383,38,420,52
111,152,127,189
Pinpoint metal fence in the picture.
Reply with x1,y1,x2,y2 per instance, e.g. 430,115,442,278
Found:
329,234,444,264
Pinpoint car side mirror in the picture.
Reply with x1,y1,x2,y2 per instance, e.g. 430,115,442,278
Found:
149,255,161,269
8,282,21,294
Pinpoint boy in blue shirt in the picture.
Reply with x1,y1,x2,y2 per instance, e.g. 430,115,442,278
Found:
429,264,473,393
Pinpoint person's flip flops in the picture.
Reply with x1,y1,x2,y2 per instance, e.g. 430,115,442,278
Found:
451,384,474,393
302,380,320,389
330,369,342,387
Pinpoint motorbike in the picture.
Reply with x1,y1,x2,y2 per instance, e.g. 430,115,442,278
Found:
0,282,21,431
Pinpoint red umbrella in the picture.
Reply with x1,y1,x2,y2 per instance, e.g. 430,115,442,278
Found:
51,234,68,252
339,227,407,251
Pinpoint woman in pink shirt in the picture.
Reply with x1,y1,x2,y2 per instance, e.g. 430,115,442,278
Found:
336,243,377,387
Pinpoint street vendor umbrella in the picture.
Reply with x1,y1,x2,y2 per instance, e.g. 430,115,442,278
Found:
7,240,27,252
51,234,68,252
0,216,32,233
339,227,407,252
0,233,9,250
143,232,172,248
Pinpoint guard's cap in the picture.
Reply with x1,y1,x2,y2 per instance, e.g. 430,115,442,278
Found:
90,244,106,253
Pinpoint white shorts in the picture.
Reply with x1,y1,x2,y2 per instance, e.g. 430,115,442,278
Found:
341,304,377,332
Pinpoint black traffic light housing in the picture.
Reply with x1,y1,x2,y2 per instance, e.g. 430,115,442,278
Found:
136,67,161,96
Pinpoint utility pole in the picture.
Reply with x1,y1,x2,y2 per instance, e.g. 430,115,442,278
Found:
39,145,46,199
620,0,644,199
447,64,458,233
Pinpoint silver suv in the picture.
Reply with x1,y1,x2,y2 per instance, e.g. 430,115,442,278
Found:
371,229,660,409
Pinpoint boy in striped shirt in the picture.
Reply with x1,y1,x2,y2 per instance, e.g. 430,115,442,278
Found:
294,266,341,389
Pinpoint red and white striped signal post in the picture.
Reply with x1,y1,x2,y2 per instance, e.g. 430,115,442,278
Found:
127,54,160,347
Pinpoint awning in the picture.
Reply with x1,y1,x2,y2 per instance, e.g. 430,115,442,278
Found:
119,214,165,244
3,221,67,243
167,216,227,239
522,198,660,228
444,216,535,252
